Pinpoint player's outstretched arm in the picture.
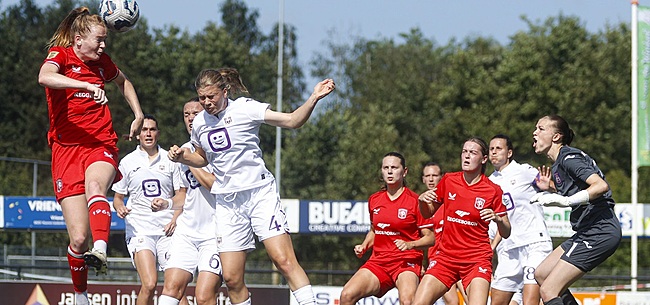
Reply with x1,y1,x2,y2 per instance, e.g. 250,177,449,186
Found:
264,79,335,129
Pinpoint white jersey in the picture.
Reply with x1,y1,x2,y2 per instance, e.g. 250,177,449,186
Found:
175,142,217,238
112,145,183,239
489,160,551,250
488,221,502,251
190,97,274,194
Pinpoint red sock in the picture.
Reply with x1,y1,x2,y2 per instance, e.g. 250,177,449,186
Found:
67,246,88,293
88,195,111,245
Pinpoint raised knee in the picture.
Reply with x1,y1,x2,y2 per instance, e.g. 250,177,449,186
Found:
69,235,89,252
195,292,215,305
163,282,185,299
538,285,555,301
339,288,359,305
140,279,157,293
272,255,299,275
222,272,244,290
400,298,414,305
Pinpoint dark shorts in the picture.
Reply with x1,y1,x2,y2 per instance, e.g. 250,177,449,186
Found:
561,207,621,272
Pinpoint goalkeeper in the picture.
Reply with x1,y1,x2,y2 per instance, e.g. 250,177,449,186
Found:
530,115,621,305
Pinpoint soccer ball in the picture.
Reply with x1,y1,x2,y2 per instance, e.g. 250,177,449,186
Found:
98,0,140,33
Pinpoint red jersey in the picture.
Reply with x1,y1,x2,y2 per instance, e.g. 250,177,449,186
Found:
43,46,120,147
427,206,445,261
368,187,433,262
433,172,505,261
432,207,444,244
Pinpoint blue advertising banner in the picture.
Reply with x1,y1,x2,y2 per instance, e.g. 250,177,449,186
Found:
0,196,125,230
298,200,371,234
3,195,647,237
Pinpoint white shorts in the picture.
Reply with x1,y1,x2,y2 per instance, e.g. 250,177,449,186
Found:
126,235,172,271
166,232,222,276
492,241,553,291
215,181,289,252
511,290,523,305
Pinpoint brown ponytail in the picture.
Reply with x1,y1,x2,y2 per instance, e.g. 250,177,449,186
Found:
46,7,105,49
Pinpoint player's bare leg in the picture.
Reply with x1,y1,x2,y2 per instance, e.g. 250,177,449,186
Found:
264,234,315,305
220,251,249,304
134,250,159,305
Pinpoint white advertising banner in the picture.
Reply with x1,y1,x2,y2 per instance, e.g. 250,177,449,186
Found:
543,203,650,238
290,285,399,305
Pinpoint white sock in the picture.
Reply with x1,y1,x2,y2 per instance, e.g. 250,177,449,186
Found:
231,297,252,305
157,295,180,305
292,285,316,305
75,291,89,305
93,240,107,253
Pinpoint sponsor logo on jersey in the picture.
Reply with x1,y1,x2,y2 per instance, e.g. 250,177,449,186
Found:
56,178,63,193
186,170,200,189
207,128,232,152
142,179,162,197
583,241,593,249
474,197,485,209
373,208,381,214
158,164,166,172
71,65,81,73
455,210,469,217
375,230,400,236
407,262,416,268
478,266,488,274
554,172,562,185
225,116,232,124
510,179,516,185
73,92,93,99
398,208,407,219
377,223,390,229
103,151,113,159
448,192,457,200
446,215,477,226
47,51,59,59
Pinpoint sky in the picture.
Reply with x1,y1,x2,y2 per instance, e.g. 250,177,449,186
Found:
0,0,634,84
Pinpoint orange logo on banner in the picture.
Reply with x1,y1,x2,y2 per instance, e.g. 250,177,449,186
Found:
25,284,50,305
574,292,617,305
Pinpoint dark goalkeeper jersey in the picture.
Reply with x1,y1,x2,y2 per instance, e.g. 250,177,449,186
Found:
552,145,616,231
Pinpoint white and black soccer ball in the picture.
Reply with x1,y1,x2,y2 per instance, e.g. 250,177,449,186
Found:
98,0,140,33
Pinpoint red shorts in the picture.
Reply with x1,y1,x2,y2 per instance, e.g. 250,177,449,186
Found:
361,256,422,298
425,255,492,290
51,142,121,202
